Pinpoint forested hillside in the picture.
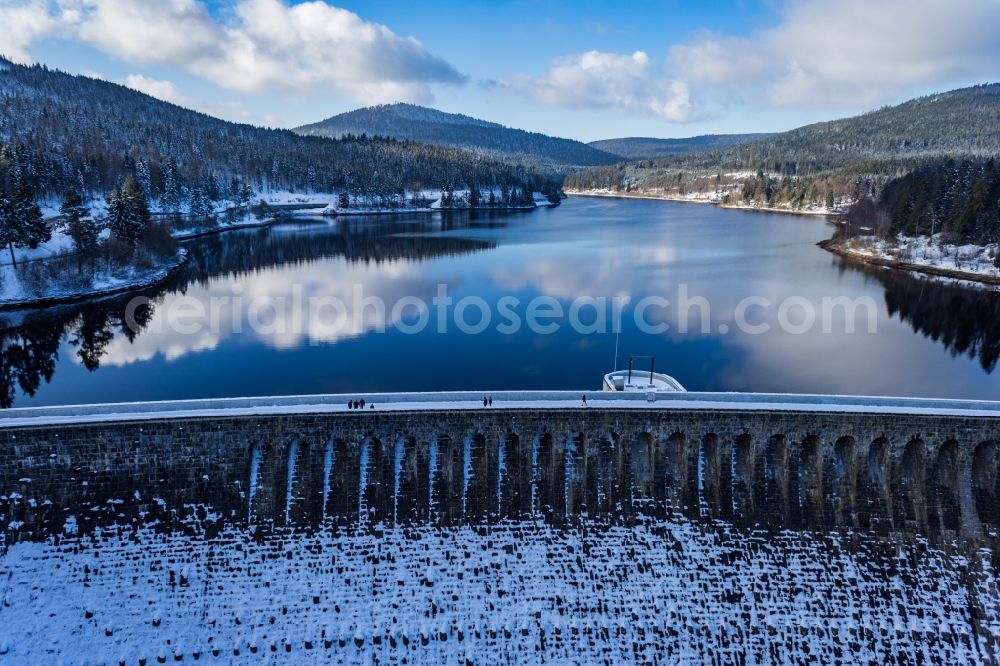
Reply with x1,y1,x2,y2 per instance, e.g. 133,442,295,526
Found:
567,84,1000,211
838,158,1000,246
295,103,619,170
0,59,558,208
587,134,770,160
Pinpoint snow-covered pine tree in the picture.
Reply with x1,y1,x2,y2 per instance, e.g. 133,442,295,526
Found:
106,175,149,244
161,160,182,214
188,187,202,217
189,187,213,218
0,173,49,267
135,160,152,201
125,175,151,231
240,181,253,208
105,187,129,243
230,178,253,208
202,170,221,202
59,190,99,256
0,188,11,265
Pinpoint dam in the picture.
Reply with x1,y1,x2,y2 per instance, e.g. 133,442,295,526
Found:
1,391,998,663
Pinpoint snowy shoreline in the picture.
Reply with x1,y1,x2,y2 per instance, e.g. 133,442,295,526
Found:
252,189,556,217
0,249,188,312
719,201,838,217
331,203,541,216
568,190,1000,288
174,192,553,233
566,189,722,206
566,189,839,216
820,238,1000,288
171,214,294,240
0,193,556,312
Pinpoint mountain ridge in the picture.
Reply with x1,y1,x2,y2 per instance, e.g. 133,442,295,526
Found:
0,59,559,206
670,83,1000,174
566,83,1000,205
294,103,620,171
588,134,772,160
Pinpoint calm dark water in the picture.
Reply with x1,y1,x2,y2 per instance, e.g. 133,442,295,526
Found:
2,196,1000,407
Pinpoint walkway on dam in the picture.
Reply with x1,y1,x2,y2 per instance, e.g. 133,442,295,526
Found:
1,390,1000,427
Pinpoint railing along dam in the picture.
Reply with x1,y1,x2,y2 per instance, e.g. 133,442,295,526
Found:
1,392,998,544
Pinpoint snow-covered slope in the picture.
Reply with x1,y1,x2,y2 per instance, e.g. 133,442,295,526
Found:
0,58,557,206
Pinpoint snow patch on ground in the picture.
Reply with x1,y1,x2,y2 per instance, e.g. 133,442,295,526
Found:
170,212,279,239
37,196,109,223
568,188,849,216
256,188,549,215
568,188,726,204
256,190,341,211
0,520,993,663
0,228,77,267
722,200,846,216
843,234,1000,280
0,249,186,309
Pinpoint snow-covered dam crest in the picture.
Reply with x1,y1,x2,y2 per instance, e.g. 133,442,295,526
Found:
1,392,998,662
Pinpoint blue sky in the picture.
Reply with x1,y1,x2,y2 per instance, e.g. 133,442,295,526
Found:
2,0,998,141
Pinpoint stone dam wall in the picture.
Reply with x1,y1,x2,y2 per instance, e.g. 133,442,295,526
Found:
1,403,999,663
2,406,998,544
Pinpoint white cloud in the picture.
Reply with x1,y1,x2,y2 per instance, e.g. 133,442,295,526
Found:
2,0,465,104
502,0,1000,122
124,74,184,104
0,0,61,63
199,100,259,123
96,257,431,366
121,72,271,124
72,0,224,66
500,50,704,123
668,0,1000,109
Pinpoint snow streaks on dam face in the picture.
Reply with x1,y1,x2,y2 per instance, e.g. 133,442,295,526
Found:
0,405,998,662
3,407,998,540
